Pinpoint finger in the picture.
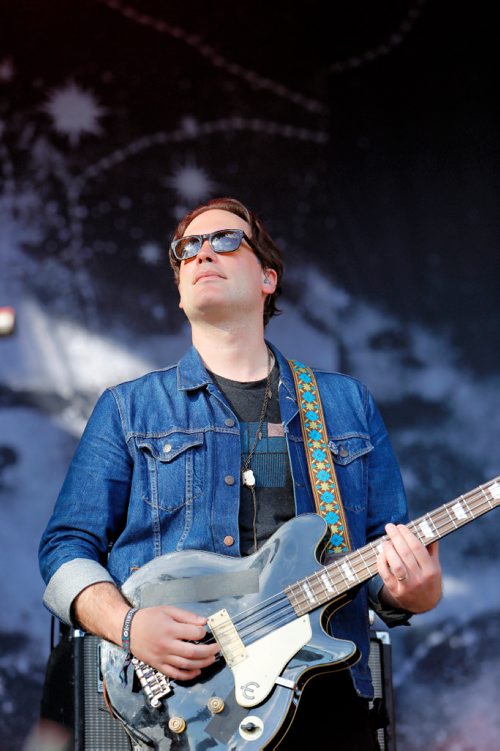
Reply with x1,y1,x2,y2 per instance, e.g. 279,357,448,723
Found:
385,524,425,570
379,539,408,582
173,639,220,660
168,651,218,672
168,620,210,642
376,548,394,582
163,605,208,626
159,664,202,681
393,526,441,574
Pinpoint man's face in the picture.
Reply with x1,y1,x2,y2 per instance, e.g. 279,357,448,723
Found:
177,209,275,325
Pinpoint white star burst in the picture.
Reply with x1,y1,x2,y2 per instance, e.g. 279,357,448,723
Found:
139,242,163,265
42,82,107,145
166,162,217,204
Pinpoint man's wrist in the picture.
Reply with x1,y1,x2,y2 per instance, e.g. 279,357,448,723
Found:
122,607,139,653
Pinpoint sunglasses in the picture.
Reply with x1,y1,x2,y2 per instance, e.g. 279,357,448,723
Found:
170,228,255,261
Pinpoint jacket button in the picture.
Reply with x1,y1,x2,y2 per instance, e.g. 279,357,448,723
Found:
224,475,235,485
223,535,234,547
225,418,235,427
339,447,349,458
163,443,172,453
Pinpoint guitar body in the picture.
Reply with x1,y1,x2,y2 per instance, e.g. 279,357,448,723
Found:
101,514,359,750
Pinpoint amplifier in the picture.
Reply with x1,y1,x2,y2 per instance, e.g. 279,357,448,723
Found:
73,631,132,751
369,630,397,751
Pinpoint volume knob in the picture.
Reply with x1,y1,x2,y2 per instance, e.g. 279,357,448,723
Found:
208,696,225,714
168,716,186,734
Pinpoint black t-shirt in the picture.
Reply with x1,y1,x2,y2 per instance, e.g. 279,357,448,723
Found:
210,363,295,555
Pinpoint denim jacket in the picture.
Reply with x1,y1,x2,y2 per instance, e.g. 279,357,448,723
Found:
39,343,410,697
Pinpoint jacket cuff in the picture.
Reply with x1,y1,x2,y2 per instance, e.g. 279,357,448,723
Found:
368,574,413,627
43,558,115,625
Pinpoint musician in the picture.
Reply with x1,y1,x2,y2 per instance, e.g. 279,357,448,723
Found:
39,197,442,749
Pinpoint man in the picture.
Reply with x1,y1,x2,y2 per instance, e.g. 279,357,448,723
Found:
39,197,442,749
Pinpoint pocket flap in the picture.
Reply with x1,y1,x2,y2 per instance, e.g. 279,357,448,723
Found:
137,432,204,462
328,435,373,465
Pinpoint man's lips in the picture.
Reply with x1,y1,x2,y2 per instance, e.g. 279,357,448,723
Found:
194,271,225,284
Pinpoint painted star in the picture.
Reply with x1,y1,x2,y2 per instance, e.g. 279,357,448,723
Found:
43,81,107,145
139,242,163,265
166,161,217,204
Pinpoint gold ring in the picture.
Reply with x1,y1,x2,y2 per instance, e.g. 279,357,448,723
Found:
396,574,408,581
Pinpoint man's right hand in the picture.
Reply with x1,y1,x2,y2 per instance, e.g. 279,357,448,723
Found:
130,605,220,680
73,582,219,681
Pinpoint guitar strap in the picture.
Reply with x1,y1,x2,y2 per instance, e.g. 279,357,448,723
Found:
288,359,352,555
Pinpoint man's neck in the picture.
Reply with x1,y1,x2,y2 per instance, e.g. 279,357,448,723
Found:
191,322,271,382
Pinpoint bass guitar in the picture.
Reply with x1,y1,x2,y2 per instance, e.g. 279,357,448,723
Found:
101,476,500,749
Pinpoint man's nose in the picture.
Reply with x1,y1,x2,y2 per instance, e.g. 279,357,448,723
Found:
197,239,217,262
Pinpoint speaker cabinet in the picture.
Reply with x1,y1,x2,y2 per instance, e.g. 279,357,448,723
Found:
73,631,132,751
369,630,397,751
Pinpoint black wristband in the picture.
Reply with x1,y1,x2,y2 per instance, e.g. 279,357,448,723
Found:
122,607,139,653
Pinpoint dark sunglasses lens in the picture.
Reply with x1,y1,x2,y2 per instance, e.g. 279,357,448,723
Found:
211,230,243,252
175,236,201,260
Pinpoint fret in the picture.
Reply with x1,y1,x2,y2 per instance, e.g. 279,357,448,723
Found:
309,571,327,604
319,569,337,596
444,504,459,529
427,512,440,537
356,547,375,578
285,582,303,616
327,560,348,594
340,559,358,584
301,580,317,606
460,493,473,516
481,485,494,508
417,518,434,542
415,509,439,542
451,501,468,521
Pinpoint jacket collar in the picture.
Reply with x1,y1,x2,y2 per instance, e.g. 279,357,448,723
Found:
177,341,297,423
177,346,212,391
176,342,299,405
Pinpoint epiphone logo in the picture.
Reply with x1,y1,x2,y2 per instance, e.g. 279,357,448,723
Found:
241,681,260,700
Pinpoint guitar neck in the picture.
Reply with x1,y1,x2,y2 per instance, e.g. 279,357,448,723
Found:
286,476,500,616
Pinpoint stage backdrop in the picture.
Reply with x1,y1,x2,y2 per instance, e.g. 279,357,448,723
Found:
1,1,499,749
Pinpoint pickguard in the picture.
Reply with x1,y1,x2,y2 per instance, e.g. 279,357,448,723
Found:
232,615,312,707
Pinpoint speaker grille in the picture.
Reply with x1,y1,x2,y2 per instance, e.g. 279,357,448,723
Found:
368,632,396,751
82,636,132,750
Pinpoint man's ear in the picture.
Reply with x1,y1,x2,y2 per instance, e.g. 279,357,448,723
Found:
262,268,277,293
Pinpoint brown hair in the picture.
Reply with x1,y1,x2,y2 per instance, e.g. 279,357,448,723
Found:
169,197,283,326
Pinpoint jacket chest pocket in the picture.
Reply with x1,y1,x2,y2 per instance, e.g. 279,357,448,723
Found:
136,433,204,512
328,435,373,512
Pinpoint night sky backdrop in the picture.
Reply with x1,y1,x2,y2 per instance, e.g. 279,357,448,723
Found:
1,1,499,749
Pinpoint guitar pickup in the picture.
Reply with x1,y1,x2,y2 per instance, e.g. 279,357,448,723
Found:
207,609,247,667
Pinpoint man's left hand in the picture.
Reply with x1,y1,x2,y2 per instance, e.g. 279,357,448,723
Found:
377,523,442,613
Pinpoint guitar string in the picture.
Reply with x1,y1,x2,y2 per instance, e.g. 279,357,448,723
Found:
205,494,493,646
201,486,497,645
296,491,495,605
284,489,497,613
202,487,497,646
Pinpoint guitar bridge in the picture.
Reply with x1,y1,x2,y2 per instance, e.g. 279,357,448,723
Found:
131,657,173,708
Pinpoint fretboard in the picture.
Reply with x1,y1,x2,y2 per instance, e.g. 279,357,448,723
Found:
286,476,500,617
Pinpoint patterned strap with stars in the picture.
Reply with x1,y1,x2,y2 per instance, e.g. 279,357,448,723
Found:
288,359,352,555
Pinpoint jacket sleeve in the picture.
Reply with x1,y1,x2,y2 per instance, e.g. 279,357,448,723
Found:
38,388,133,623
